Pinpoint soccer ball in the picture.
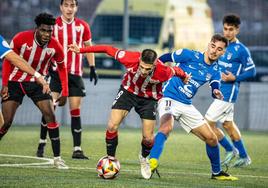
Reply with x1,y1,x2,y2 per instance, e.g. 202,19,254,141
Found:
96,156,120,179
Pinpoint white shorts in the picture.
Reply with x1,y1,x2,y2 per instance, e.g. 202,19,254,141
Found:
205,99,234,123
158,97,206,133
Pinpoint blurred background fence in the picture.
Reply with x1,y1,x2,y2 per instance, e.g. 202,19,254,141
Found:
0,0,267,130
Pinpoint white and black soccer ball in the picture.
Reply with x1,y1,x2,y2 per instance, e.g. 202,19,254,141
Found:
96,156,120,179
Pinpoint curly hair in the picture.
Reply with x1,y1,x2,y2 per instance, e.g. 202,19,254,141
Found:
34,12,56,27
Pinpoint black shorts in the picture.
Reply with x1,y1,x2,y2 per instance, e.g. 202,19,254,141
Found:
49,70,86,97
2,81,52,104
112,86,157,120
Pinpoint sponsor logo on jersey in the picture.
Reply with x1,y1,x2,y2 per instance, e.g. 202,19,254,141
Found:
189,78,200,88
218,60,232,68
188,64,196,70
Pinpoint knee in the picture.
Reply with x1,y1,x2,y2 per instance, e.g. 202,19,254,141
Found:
107,120,119,132
158,124,173,135
43,112,56,123
205,133,218,146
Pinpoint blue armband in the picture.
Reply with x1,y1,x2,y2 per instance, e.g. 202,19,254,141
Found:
210,80,220,98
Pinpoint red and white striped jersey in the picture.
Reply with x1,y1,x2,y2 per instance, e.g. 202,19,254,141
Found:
7,30,64,82
53,16,92,76
117,51,174,100
80,45,174,100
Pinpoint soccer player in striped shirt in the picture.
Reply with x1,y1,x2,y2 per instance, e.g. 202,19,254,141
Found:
0,34,49,127
36,0,98,159
205,14,256,167
0,13,68,169
68,43,190,179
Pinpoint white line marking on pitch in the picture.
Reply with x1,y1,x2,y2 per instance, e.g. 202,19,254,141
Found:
0,154,267,180
0,153,53,167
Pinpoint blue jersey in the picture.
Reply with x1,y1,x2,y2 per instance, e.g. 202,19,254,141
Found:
161,49,221,104
0,35,12,59
218,40,256,103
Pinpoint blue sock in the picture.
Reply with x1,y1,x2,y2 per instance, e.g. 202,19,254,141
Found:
219,136,233,152
233,139,248,158
149,132,167,160
206,144,221,174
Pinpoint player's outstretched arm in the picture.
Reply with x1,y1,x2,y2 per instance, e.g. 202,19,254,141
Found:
68,44,118,57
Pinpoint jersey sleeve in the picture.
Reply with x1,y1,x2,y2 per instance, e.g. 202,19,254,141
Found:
235,47,256,82
79,45,139,68
0,35,12,59
171,49,191,65
82,21,92,43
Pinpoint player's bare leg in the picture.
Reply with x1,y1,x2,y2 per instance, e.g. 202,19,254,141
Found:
140,119,155,179
106,109,128,157
0,111,4,129
37,91,60,157
0,101,20,140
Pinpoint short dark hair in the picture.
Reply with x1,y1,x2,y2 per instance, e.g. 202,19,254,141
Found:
223,14,241,27
34,12,56,27
61,0,78,6
141,49,157,64
211,33,229,48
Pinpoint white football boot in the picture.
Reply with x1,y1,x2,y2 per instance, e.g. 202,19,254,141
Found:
139,153,151,179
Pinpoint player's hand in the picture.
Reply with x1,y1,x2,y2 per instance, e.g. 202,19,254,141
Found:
68,43,80,53
221,71,236,82
183,73,191,84
55,95,67,106
0,86,9,100
90,66,98,85
213,89,224,100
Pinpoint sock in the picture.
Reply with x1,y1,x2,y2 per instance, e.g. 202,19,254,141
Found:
71,109,82,147
40,116,48,141
149,132,167,160
206,144,221,174
106,130,118,157
141,138,154,158
233,139,248,158
219,136,233,152
47,123,60,157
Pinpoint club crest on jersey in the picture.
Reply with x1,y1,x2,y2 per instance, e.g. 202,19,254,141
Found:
117,51,126,59
206,73,212,81
75,26,81,32
227,52,232,60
